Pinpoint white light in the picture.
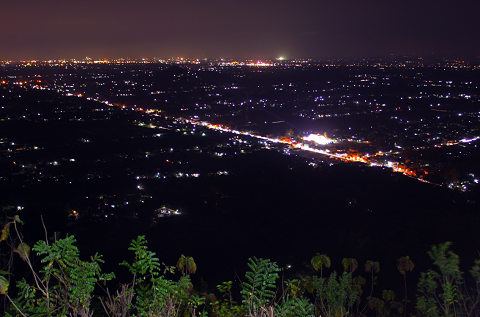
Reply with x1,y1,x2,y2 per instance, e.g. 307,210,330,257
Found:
304,134,332,145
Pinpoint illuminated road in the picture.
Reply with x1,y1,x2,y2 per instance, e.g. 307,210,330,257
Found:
111,102,455,190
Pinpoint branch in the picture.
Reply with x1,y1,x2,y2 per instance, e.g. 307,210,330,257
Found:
41,215,49,246
6,294,27,317
12,221,49,298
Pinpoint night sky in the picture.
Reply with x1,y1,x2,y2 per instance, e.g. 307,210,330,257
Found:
2,0,479,60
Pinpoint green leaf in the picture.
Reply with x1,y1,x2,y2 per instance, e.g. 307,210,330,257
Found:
342,258,358,272
241,257,280,310
0,223,10,242
397,256,414,275
365,260,380,273
14,242,30,261
311,253,331,271
353,275,366,286
14,215,24,225
177,255,197,275
382,289,396,302
0,275,9,294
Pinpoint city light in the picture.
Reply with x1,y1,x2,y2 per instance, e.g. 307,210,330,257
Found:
304,134,332,145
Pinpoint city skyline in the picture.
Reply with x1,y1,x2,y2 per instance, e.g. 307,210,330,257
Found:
2,0,480,60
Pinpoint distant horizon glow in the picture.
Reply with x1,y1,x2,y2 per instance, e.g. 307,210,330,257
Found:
0,0,479,60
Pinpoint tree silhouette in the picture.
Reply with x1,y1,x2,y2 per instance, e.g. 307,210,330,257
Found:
177,254,197,275
311,253,331,279
342,258,358,273
397,256,414,317
365,260,380,298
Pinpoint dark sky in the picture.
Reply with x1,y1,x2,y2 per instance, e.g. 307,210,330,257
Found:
2,0,479,60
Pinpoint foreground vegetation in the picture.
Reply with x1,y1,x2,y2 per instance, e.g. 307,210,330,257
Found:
1,215,480,317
